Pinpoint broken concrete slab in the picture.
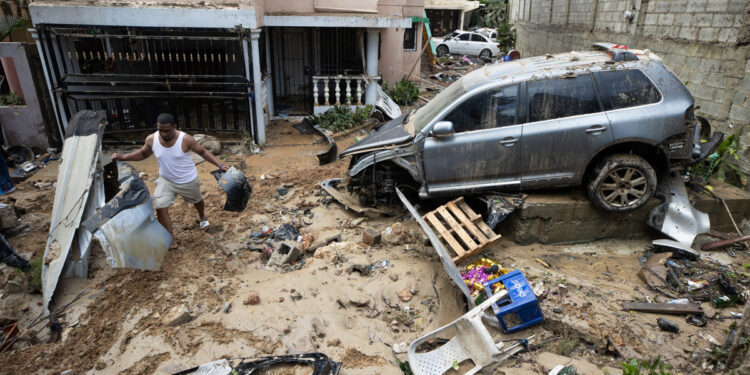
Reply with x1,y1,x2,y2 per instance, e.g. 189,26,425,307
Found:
362,228,381,245
266,241,302,267
502,180,750,245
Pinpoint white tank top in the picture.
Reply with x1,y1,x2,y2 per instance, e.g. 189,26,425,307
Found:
151,131,198,184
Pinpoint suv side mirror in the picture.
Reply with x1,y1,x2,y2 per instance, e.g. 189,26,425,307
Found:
431,121,455,138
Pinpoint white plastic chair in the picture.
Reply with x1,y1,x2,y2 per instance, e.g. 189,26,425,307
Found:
407,289,531,375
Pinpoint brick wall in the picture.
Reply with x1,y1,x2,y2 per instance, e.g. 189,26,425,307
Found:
509,0,750,176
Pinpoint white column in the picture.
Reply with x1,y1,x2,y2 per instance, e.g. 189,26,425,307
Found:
264,30,275,117
250,29,266,145
365,28,379,106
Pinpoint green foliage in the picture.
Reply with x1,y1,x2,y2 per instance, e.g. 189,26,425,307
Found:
311,104,372,133
383,77,419,106
475,0,509,28
25,255,43,293
495,21,516,52
622,357,672,375
394,356,413,375
690,127,747,188
556,338,577,356
0,91,25,106
0,15,30,42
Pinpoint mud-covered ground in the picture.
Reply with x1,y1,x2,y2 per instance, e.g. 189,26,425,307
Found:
1,119,750,375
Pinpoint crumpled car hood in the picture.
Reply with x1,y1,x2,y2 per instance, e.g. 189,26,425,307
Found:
339,113,412,157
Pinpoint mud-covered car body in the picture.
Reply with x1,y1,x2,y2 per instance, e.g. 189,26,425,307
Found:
340,44,723,209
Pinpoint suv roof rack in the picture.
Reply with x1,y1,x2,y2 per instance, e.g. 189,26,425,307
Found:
591,42,639,62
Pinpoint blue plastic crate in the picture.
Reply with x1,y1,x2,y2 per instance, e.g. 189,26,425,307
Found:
483,269,544,333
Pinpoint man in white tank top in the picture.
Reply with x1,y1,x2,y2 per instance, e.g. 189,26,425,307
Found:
112,113,229,249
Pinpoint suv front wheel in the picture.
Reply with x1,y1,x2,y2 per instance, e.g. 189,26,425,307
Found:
586,154,657,212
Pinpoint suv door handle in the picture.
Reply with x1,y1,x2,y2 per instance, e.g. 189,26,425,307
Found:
585,125,608,134
499,137,517,146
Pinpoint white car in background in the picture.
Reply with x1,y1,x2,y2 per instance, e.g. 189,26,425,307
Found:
474,27,498,40
433,31,501,58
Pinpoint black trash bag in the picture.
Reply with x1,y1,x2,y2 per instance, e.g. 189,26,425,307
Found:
173,352,341,375
483,194,525,230
211,167,252,212
0,233,30,271
273,223,299,241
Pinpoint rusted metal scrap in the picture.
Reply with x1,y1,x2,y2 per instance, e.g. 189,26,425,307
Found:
621,302,703,315
701,234,750,251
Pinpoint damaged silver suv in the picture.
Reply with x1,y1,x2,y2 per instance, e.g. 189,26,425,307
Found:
340,43,724,212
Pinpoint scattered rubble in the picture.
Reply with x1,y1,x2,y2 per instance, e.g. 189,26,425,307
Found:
243,292,261,306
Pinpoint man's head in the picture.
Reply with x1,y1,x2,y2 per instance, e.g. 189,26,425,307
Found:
156,113,177,141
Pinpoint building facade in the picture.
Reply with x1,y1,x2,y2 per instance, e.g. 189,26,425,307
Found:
29,0,424,144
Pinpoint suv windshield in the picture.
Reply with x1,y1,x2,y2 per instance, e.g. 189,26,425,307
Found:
410,81,466,133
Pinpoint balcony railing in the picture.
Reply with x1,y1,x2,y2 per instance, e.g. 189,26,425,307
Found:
312,74,379,107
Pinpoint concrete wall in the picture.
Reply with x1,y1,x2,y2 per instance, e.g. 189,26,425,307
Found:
264,0,378,13
379,0,425,83
0,43,54,150
509,0,750,176
33,0,255,8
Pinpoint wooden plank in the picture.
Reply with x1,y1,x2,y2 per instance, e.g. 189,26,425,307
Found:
437,206,477,250
456,200,482,222
446,201,488,243
452,234,503,263
621,302,703,315
425,212,465,257
457,200,496,238
475,220,499,240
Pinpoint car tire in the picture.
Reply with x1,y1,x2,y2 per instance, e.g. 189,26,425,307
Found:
479,49,492,58
586,154,657,212
436,45,449,57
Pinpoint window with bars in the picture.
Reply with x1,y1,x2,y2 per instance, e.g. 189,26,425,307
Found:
403,22,418,51
318,27,364,75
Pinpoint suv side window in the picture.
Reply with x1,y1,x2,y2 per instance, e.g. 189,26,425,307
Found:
471,34,487,42
527,74,601,122
457,33,471,41
442,84,519,132
594,69,661,110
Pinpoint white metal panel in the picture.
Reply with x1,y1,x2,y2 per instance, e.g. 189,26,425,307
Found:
264,15,411,28
29,5,257,28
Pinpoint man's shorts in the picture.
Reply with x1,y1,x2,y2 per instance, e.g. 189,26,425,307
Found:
153,176,202,209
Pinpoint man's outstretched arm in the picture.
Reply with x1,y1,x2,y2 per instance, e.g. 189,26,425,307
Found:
112,135,154,161
185,134,229,171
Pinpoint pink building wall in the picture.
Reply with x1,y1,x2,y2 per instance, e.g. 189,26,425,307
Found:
257,0,425,84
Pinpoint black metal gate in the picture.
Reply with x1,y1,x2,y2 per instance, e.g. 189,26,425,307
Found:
37,26,254,135
270,28,313,115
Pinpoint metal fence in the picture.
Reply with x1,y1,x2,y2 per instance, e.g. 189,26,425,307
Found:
37,26,254,134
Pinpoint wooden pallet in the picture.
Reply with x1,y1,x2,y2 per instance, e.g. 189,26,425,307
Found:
422,197,501,263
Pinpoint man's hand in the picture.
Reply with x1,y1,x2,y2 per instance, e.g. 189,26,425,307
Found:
220,163,230,172
111,152,123,161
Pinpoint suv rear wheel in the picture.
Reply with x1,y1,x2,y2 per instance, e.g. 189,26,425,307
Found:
587,154,657,212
